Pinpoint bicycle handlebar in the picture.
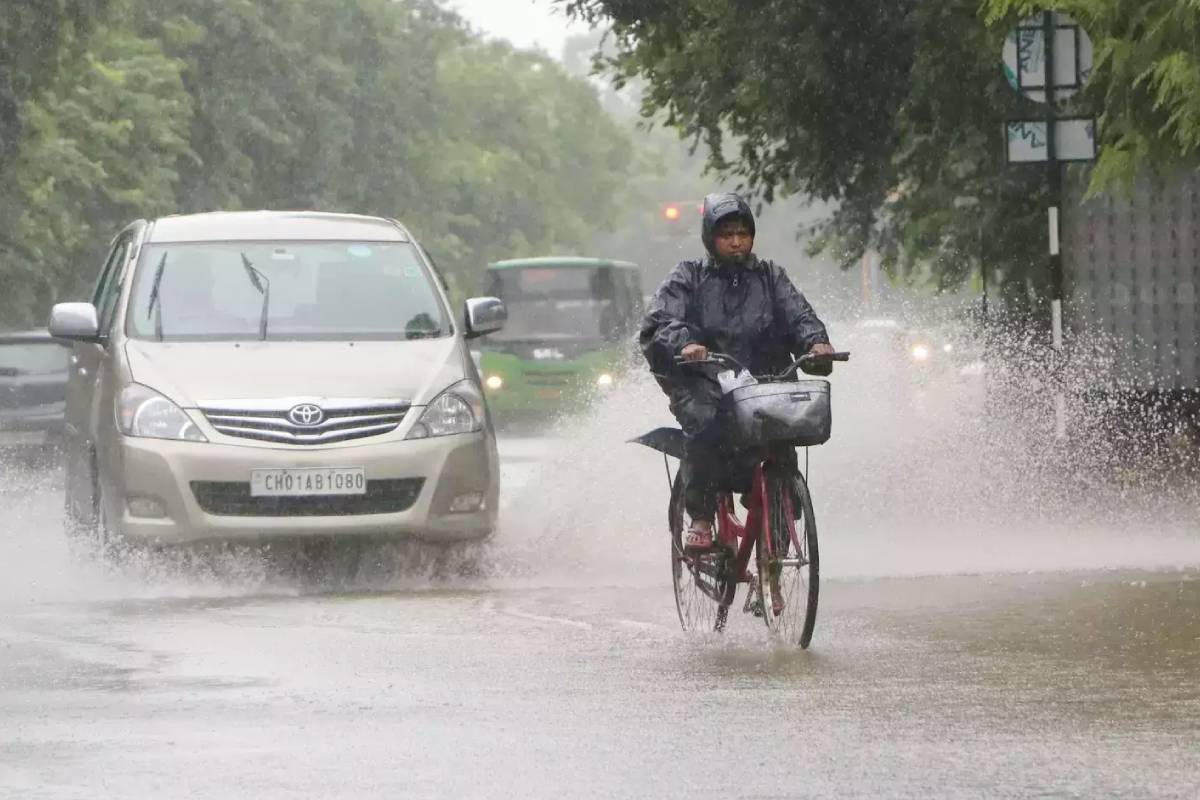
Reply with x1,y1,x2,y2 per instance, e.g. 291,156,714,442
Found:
673,351,850,380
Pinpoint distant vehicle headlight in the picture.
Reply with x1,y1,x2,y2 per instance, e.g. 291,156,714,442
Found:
485,374,504,391
407,382,483,439
116,384,207,442
596,372,614,388
911,344,931,362
942,343,954,353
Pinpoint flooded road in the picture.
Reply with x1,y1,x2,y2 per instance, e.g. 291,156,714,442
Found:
2,551,1198,798
3,344,1199,798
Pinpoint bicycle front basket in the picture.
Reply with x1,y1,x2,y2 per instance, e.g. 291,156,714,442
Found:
729,380,832,448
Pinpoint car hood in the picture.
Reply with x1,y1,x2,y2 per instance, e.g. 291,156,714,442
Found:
124,338,465,408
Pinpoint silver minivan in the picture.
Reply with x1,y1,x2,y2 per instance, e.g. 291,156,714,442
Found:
49,211,506,551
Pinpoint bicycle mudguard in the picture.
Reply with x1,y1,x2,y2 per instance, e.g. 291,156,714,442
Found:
628,427,686,459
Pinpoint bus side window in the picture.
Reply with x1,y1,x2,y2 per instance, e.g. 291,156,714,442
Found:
592,268,623,342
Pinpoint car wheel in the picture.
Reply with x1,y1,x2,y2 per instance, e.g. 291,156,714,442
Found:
62,490,91,542
431,539,489,579
90,482,133,565
95,486,115,556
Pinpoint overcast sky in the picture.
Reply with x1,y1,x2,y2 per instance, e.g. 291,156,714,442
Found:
446,0,590,56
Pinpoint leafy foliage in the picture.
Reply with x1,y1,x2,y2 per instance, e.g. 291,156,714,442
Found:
0,22,193,321
986,0,1200,192
0,0,632,326
561,0,1054,312
0,0,114,168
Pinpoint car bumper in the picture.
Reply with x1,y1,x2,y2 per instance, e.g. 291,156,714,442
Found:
103,431,499,546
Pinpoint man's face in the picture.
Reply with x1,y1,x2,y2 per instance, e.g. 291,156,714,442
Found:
713,218,754,262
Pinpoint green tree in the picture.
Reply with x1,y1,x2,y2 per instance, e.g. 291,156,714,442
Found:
561,0,1054,312
429,41,631,286
130,0,630,292
0,0,632,326
0,0,114,169
0,22,193,325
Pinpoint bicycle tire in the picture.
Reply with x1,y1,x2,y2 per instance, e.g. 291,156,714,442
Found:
669,470,733,633
756,466,820,647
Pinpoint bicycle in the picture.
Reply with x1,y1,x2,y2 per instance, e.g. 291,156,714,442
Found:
632,351,849,647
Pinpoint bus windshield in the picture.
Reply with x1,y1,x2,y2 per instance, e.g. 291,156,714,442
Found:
486,266,639,343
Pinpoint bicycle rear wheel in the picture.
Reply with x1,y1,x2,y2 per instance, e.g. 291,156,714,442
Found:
669,471,733,633
757,467,820,647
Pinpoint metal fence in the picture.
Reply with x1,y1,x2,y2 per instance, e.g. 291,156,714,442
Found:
1062,170,1200,391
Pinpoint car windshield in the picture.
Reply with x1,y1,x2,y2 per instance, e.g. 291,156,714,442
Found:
126,241,451,342
0,341,68,375
486,267,625,342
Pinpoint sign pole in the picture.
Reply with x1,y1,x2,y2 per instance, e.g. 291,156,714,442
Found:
1042,11,1068,439
980,216,988,319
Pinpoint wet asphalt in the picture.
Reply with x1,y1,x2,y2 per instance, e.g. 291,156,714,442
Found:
3,344,1200,798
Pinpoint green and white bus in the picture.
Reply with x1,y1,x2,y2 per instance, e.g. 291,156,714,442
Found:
477,257,643,419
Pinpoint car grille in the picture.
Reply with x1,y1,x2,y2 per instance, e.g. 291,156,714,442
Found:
191,478,424,517
486,340,597,361
201,401,410,445
523,370,576,388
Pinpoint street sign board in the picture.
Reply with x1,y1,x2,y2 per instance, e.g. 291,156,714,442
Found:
1005,118,1097,163
1002,12,1093,104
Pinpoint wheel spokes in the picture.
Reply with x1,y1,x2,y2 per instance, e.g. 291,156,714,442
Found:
761,485,814,642
673,544,728,631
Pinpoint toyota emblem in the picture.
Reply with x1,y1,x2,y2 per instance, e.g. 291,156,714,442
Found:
287,403,325,427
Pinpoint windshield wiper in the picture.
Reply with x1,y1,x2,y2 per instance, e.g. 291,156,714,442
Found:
240,253,270,341
146,252,168,341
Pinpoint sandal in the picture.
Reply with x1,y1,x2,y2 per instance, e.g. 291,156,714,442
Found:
683,525,714,551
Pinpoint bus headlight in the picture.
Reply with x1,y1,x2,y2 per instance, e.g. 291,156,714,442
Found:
485,374,504,391
596,372,614,388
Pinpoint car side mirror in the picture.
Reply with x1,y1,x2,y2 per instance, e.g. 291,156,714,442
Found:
464,297,506,339
48,302,101,343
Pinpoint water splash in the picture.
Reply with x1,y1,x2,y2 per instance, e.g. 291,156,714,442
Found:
3,315,1196,607
494,315,1200,582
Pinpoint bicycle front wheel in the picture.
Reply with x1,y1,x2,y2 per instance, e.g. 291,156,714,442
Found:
669,471,733,633
757,467,820,647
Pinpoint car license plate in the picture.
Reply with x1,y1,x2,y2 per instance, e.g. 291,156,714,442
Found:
250,467,367,497
0,430,47,447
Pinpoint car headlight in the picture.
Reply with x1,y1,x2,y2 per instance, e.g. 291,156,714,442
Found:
116,384,207,442
596,372,614,388
407,382,484,439
911,344,931,361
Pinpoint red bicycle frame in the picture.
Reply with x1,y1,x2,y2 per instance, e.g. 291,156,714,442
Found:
710,460,799,586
